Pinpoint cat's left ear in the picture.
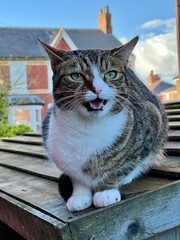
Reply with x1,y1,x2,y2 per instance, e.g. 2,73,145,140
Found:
111,36,139,62
38,39,68,72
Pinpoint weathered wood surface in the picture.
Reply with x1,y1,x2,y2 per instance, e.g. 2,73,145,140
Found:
0,193,72,240
1,135,43,145
168,114,180,121
169,121,180,129
166,109,180,115
147,226,180,240
0,140,46,158
168,130,180,141
0,133,179,240
0,100,180,239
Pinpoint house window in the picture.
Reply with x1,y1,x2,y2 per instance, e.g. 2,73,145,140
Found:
8,105,42,131
14,109,30,125
9,61,27,94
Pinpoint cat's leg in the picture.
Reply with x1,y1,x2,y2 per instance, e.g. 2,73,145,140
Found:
66,180,93,212
93,180,121,208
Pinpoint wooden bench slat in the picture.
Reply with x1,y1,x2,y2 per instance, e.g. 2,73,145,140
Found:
0,166,177,221
168,130,180,141
0,141,46,158
0,193,72,240
168,122,180,129
68,180,180,240
0,149,179,181
22,132,42,137
0,166,73,222
1,136,43,145
168,115,180,121
165,141,180,155
0,152,60,180
151,156,180,179
166,109,180,115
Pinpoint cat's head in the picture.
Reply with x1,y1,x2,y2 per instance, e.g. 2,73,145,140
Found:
39,37,138,118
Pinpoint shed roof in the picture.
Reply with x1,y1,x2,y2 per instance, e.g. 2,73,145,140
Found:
0,28,58,58
65,29,121,49
7,95,45,105
0,27,122,58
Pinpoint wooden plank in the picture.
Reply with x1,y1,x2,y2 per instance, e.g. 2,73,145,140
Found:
164,100,180,105
1,152,178,183
166,109,180,115
1,135,43,145
23,132,42,137
151,156,180,179
0,141,46,158
168,115,180,121
68,180,180,240
0,192,72,240
147,226,180,240
168,122,180,130
0,166,177,220
165,141,180,155
165,104,180,110
120,176,172,199
168,130,180,141
0,152,60,180
0,166,73,221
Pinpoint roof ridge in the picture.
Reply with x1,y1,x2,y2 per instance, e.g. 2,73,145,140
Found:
0,27,59,30
65,28,102,32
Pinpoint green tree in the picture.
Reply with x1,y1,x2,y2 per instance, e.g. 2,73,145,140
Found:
0,80,10,125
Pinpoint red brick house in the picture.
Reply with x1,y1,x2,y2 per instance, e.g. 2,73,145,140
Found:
147,70,179,101
0,6,135,131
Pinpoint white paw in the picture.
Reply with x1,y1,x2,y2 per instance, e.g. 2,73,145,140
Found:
93,189,121,207
66,195,93,212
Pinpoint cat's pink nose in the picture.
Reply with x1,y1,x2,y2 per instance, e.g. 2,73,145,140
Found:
92,87,102,95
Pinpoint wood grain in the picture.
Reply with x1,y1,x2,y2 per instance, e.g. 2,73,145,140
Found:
0,192,72,240
0,140,46,158
68,180,180,240
0,152,60,180
1,136,43,145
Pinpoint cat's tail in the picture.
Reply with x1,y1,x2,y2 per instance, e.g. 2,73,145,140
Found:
58,174,73,201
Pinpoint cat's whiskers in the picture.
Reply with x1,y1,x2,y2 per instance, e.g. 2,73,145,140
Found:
60,95,83,111
67,99,82,111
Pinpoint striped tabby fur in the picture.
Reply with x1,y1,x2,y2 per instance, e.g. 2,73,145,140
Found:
40,37,168,212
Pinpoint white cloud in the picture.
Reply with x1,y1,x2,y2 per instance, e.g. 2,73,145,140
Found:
140,18,176,33
132,18,178,81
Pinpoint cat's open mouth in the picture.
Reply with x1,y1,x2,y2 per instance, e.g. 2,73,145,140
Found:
83,98,107,111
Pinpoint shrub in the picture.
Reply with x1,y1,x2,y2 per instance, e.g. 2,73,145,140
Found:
0,124,32,138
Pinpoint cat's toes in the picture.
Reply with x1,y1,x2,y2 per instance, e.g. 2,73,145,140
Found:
93,189,121,207
66,195,93,212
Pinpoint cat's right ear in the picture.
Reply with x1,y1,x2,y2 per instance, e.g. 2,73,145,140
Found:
38,39,67,72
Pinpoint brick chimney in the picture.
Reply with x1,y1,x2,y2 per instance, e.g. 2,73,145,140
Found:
148,70,160,87
98,6,112,34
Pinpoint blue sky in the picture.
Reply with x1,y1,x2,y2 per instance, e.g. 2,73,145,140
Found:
0,0,175,39
0,0,178,79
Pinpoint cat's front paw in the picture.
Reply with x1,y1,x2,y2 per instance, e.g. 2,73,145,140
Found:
93,189,121,207
66,195,93,212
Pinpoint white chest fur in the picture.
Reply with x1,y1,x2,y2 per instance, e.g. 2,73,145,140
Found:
47,108,128,184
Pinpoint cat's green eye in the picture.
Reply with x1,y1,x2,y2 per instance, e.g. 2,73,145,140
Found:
104,70,117,80
70,73,84,81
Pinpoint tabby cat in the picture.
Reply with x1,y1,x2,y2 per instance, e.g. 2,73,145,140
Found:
40,37,168,212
